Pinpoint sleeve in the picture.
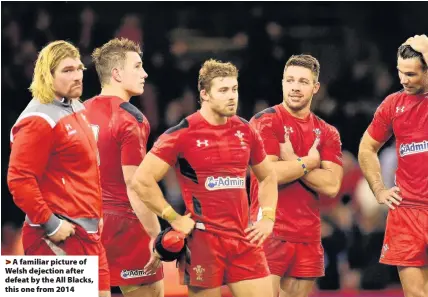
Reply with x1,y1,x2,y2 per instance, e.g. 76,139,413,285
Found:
249,125,267,166
367,95,394,143
320,125,343,166
113,117,150,166
250,114,280,156
150,130,181,167
7,117,61,233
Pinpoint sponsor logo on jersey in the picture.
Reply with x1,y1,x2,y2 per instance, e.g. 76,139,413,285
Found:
120,269,154,279
399,140,428,157
205,176,245,191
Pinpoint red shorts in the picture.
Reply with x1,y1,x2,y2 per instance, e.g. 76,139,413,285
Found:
380,207,428,267
22,222,110,291
102,211,163,286
263,236,324,278
178,230,269,288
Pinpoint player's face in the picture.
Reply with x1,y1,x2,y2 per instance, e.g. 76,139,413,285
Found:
282,66,320,112
121,51,148,96
397,57,428,95
204,76,239,117
52,57,84,99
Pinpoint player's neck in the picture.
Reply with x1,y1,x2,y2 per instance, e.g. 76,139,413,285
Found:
281,102,311,119
100,85,131,102
199,105,228,125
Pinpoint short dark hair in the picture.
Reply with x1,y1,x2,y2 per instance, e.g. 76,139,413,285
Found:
397,45,427,71
284,54,320,82
92,38,142,87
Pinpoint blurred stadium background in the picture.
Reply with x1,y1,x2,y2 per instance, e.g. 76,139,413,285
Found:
3,2,427,296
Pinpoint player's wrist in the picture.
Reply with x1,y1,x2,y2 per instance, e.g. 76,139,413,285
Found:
296,157,310,175
261,207,275,222
372,183,387,199
302,156,318,170
161,205,179,223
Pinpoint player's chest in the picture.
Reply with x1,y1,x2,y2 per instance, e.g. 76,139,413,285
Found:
181,129,250,170
55,113,98,160
392,100,428,141
277,118,321,154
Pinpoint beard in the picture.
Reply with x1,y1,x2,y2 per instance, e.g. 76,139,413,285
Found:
284,95,311,112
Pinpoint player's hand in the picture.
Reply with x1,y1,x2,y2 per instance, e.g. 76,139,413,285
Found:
375,186,402,210
48,220,76,243
170,213,195,236
280,132,297,161
143,238,162,275
307,137,321,169
245,218,274,247
403,34,428,55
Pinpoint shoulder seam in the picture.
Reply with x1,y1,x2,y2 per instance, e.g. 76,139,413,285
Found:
119,102,144,123
15,112,56,128
11,112,55,143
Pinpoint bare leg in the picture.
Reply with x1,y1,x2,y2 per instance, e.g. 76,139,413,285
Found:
121,280,164,297
228,276,273,297
398,266,428,297
279,276,316,297
188,286,222,297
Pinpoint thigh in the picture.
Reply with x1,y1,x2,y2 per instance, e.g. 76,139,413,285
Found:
270,275,281,297
188,286,222,297
179,230,225,289
228,276,273,297
225,239,269,284
398,266,427,297
424,267,428,296
288,242,324,278
280,277,316,297
121,280,164,297
381,208,428,266
263,236,295,277
23,224,111,291
102,213,163,286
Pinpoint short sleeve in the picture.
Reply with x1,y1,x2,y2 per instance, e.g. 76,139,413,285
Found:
115,118,150,166
320,125,343,166
367,95,394,143
249,125,267,166
250,111,280,156
150,129,181,166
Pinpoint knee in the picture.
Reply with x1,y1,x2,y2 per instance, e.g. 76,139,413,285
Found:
280,282,308,297
403,288,426,297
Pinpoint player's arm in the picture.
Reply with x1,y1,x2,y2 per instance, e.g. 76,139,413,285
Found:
358,132,402,209
358,95,402,209
131,125,195,235
131,153,172,219
268,153,320,184
299,128,343,198
7,117,75,242
132,153,194,235
250,113,319,185
358,131,387,197
300,161,343,198
123,166,160,238
404,34,428,64
251,157,278,214
245,124,278,246
116,116,161,239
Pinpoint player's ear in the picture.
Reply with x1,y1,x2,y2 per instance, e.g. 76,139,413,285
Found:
111,67,122,83
313,81,320,95
200,89,208,102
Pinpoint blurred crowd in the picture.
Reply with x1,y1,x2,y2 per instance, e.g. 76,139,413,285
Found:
3,1,426,291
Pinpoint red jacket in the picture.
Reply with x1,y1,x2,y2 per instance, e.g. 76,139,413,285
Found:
8,99,102,236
